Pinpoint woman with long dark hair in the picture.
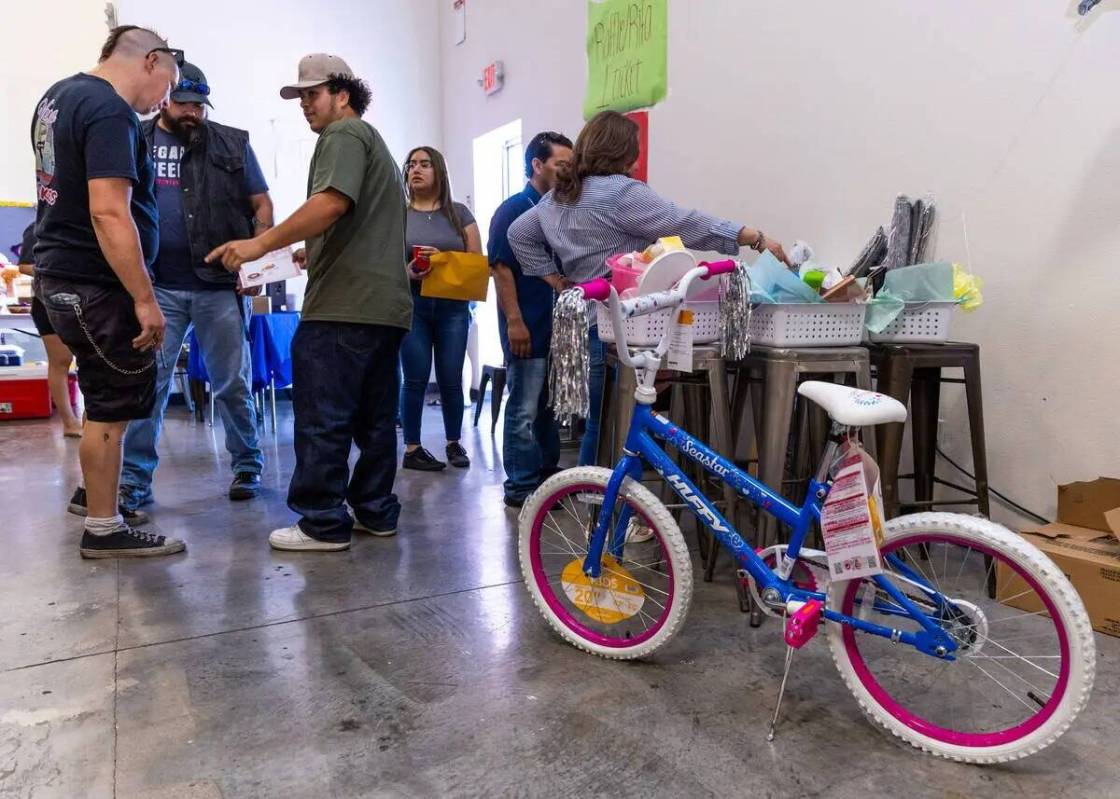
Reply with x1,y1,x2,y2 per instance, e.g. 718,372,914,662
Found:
399,146,482,471
509,110,789,465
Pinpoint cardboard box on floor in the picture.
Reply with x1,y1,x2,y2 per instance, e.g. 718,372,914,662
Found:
997,478,1120,637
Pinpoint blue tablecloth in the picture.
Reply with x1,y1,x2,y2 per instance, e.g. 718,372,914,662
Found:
187,311,300,392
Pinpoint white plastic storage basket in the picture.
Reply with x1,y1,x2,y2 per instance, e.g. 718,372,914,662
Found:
596,301,721,346
748,303,867,347
867,301,955,344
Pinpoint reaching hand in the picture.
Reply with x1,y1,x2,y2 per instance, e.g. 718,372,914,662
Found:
205,239,266,271
765,238,791,268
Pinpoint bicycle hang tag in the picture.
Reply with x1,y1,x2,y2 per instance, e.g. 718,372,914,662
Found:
820,440,886,581
666,307,695,372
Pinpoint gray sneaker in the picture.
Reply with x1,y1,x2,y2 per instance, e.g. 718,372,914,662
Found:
79,526,186,559
68,487,151,526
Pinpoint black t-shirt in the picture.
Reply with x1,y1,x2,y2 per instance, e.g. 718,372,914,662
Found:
19,224,36,265
31,73,158,285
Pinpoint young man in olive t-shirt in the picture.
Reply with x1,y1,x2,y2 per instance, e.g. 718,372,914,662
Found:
207,54,411,551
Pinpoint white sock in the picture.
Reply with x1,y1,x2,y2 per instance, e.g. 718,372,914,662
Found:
85,514,126,536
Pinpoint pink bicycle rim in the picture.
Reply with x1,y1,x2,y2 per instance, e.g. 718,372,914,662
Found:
841,533,1071,748
530,483,674,648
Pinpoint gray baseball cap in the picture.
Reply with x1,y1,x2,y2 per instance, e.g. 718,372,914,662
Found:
171,62,214,108
280,53,355,99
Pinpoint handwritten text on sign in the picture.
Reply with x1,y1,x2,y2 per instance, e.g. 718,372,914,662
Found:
583,0,667,120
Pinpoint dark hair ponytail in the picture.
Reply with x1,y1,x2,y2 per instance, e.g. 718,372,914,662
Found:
553,111,640,205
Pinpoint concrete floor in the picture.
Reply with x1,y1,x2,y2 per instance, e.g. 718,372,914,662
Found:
1,402,1118,799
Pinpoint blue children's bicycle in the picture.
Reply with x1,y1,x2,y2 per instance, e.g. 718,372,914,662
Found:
518,261,1094,763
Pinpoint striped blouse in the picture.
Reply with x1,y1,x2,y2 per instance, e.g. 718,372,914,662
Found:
507,174,743,284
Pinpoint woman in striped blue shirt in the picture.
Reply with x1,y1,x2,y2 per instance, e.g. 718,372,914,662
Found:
509,110,789,466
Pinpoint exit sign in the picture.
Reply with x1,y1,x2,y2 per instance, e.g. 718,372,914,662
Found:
481,61,504,95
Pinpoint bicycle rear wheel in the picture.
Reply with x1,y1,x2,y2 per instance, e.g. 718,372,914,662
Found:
827,512,1095,763
518,467,693,659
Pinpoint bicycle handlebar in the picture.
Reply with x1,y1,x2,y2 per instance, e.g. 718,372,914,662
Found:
572,260,734,301
575,277,612,302
571,260,736,369
699,259,736,279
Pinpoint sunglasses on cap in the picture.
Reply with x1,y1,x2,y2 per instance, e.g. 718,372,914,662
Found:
175,79,210,96
148,47,186,67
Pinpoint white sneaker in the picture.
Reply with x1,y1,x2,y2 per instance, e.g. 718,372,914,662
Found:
625,518,655,544
353,520,398,538
582,517,655,544
268,525,350,552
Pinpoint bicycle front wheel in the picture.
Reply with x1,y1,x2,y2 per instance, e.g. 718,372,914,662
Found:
827,512,1096,763
518,467,693,659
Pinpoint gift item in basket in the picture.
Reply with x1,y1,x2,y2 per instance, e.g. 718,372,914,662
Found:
849,227,888,278
882,195,913,272
865,261,955,333
597,301,721,346
867,301,955,344
636,249,720,302
748,302,867,347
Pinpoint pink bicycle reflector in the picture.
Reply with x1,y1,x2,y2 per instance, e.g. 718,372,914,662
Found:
784,599,823,649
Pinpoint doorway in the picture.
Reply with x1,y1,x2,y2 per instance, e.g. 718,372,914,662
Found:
471,119,522,370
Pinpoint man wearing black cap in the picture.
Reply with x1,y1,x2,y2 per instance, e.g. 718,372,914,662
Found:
207,54,411,552
105,61,271,513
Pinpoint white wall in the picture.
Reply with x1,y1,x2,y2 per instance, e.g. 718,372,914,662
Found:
439,0,1120,525
113,0,443,216
1,0,107,202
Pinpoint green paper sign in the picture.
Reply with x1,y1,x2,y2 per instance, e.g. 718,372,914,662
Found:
583,0,668,120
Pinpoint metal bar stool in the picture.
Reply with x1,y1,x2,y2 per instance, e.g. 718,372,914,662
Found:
726,345,875,553
596,345,738,550
868,342,990,520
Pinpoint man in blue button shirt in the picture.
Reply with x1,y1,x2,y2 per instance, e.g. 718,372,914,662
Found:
489,131,573,508
111,62,273,511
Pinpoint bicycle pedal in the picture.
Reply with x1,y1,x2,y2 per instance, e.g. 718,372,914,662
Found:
783,599,823,649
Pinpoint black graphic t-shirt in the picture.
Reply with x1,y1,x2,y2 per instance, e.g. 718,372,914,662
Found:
31,73,158,285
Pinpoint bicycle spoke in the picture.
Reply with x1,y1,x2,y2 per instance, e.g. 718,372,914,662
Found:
959,632,1060,681
985,609,1052,625
964,658,1038,714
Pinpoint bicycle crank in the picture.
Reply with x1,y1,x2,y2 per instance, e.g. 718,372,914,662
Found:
742,545,830,619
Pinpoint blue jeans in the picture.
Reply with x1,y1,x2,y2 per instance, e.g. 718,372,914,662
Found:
120,287,262,506
502,357,560,501
578,325,607,466
288,322,405,542
400,295,470,445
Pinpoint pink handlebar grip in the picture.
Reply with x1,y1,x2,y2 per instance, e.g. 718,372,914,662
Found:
699,259,736,279
576,277,612,302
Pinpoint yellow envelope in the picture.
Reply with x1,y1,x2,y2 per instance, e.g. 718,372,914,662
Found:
420,251,490,302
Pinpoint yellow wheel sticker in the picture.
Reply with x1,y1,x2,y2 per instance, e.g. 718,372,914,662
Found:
561,555,646,624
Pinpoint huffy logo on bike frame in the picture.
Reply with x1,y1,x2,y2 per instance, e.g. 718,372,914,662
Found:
666,473,729,533
681,439,729,477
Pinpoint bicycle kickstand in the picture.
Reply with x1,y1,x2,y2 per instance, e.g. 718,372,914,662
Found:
767,644,796,742
767,599,822,741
